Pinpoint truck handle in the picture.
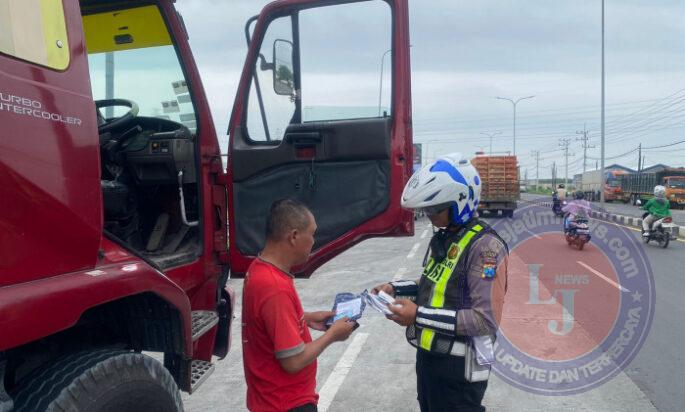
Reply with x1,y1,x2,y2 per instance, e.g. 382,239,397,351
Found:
178,171,199,227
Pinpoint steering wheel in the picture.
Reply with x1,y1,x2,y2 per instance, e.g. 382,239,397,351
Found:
95,99,139,134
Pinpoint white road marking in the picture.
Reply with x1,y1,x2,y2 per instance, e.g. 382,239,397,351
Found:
318,333,370,412
392,267,407,281
577,261,630,293
420,229,429,239
524,228,542,240
406,242,421,259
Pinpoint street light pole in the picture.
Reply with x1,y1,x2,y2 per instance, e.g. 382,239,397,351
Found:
600,0,606,206
378,49,392,117
496,95,535,156
480,131,502,155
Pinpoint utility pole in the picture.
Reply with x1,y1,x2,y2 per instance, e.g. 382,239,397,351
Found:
480,131,502,155
576,124,595,173
559,138,574,187
531,150,540,190
552,161,557,188
637,143,642,172
600,0,606,205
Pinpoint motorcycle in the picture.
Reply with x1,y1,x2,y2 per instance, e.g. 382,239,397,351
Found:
564,215,591,250
641,212,674,248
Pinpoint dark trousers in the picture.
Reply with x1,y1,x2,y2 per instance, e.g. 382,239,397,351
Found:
416,350,488,412
288,404,317,412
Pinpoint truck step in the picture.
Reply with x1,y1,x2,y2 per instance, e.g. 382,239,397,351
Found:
191,310,219,341
190,360,215,393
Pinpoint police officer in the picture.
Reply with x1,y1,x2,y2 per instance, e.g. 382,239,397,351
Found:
374,153,508,412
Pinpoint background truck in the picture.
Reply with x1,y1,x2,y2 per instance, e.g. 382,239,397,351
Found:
471,155,519,218
0,0,412,410
578,169,628,202
620,168,685,207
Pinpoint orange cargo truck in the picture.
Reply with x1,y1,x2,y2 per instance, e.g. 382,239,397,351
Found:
471,155,520,218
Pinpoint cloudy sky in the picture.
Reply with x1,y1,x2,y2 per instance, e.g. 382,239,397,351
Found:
175,0,685,179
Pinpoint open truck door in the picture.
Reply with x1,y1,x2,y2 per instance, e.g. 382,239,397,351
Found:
226,0,413,276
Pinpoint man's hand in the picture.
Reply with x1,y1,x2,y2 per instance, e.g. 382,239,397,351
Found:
326,317,357,342
304,311,334,331
388,299,418,326
372,282,395,297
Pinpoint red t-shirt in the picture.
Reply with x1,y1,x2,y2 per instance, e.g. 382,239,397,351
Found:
242,259,317,411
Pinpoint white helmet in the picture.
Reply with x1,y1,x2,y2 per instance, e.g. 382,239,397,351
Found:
654,185,666,198
402,152,481,225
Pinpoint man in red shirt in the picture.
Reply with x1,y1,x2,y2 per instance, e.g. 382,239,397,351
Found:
242,199,357,412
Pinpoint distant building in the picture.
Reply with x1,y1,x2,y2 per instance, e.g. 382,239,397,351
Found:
640,164,671,174
605,164,635,173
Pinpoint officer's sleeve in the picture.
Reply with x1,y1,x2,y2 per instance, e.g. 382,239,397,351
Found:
389,279,419,300
456,234,508,337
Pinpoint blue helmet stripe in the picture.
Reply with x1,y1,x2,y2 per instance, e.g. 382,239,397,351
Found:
430,160,468,186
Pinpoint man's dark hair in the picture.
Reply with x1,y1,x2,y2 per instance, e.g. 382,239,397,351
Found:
266,199,312,241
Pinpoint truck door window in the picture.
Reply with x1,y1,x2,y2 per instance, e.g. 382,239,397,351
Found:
299,1,391,122
84,6,197,133
0,0,70,70
245,16,294,142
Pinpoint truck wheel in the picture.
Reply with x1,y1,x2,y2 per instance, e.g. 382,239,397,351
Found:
12,349,183,412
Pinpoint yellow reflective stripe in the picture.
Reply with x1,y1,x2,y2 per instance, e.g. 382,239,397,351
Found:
429,225,483,308
420,328,434,351
40,0,69,70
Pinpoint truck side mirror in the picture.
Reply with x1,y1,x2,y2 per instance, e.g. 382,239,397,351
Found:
272,39,294,96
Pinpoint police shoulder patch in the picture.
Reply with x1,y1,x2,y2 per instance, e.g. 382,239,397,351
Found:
480,250,498,280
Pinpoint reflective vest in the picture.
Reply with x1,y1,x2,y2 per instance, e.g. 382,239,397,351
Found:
406,220,493,355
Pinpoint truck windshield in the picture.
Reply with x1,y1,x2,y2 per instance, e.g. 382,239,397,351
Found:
83,6,197,133
668,179,685,189
607,178,620,187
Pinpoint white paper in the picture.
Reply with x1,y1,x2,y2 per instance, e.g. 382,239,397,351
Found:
473,336,495,366
365,290,396,315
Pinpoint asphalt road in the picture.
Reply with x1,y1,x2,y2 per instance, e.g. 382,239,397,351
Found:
183,201,683,411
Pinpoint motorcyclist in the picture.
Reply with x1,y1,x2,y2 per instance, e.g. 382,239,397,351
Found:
562,191,591,232
641,185,671,237
556,184,567,201
552,189,562,214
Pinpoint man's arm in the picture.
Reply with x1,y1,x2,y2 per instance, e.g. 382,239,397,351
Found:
279,318,355,374
261,293,355,375
372,279,420,300
455,235,508,336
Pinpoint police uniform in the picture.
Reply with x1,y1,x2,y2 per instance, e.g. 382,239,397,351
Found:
391,218,508,412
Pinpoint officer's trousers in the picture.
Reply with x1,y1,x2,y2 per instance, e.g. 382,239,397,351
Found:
416,350,487,412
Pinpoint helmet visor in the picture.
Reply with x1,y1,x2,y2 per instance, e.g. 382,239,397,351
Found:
418,202,452,216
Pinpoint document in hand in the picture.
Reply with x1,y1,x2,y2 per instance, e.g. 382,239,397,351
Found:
364,290,396,315
327,292,366,326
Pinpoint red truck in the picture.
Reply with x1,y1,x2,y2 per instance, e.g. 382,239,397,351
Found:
0,0,413,409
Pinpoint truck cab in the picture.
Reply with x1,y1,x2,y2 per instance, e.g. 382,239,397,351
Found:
0,0,412,409
664,176,685,208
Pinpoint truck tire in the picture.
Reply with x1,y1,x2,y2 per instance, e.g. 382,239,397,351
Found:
12,349,183,412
